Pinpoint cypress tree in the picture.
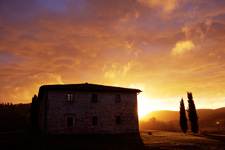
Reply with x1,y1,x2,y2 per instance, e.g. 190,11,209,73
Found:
179,98,188,133
187,92,199,133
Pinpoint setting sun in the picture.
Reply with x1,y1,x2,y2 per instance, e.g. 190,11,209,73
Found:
137,94,179,121
137,94,167,120
138,95,152,120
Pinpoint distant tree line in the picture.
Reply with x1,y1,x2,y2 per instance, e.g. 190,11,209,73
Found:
179,92,199,134
0,103,30,131
0,103,14,112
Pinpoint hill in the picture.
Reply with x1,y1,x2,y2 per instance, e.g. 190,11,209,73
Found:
140,107,225,132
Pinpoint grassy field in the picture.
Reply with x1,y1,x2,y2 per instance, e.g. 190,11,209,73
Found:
141,130,225,150
0,130,224,150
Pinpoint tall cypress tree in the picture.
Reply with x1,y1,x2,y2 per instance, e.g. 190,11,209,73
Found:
180,98,188,133
187,92,199,133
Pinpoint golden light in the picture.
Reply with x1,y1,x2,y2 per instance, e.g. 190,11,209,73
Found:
128,84,153,120
137,94,173,121
137,94,156,120
171,40,195,55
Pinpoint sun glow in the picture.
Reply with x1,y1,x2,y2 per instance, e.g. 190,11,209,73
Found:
137,94,169,121
137,94,157,120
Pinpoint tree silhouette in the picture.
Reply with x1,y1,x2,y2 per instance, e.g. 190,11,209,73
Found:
31,94,38,133
187,92,199,133
179,98,188,133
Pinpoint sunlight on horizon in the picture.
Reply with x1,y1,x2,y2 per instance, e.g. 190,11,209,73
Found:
137,94,160,120
137,94,178,121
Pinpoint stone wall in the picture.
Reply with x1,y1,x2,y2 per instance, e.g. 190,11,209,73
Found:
44,91,139,134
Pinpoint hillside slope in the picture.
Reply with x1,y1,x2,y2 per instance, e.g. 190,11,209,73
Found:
140,107,225,131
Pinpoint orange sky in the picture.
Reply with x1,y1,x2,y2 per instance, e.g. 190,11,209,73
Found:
1,0,225,117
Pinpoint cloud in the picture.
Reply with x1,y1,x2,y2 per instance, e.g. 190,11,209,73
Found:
181,19,214,41
171,40,195,55
138,0,178,13
0,0,225,110
103,62,132,79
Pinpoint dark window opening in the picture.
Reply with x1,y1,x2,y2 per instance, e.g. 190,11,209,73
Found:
115,94,121,103
91,94,98,103
116,116,121,125
67,117,74,128
92,116,98,126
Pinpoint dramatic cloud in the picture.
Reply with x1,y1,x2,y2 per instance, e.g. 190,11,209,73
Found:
0,0,225,112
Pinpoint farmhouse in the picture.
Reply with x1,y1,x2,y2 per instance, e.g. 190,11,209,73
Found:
33,83,141,135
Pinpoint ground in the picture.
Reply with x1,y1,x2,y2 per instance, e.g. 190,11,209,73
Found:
0,130,224,150
141,130,225,150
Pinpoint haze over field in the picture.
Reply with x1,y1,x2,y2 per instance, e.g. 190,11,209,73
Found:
1,0,225,119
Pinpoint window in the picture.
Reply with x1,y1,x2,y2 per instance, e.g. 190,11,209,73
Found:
115,94,121,103
66,93,73,102
67,116,74,128
91,94,98,103
92,116,98,126
65,114,76,128
115,116,121,125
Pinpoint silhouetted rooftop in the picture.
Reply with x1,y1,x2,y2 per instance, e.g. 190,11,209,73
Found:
38,83,142,94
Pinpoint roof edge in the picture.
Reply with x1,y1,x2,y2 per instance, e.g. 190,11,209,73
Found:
39,83,142,93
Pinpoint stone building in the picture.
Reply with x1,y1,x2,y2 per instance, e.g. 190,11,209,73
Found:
35,83,141,135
